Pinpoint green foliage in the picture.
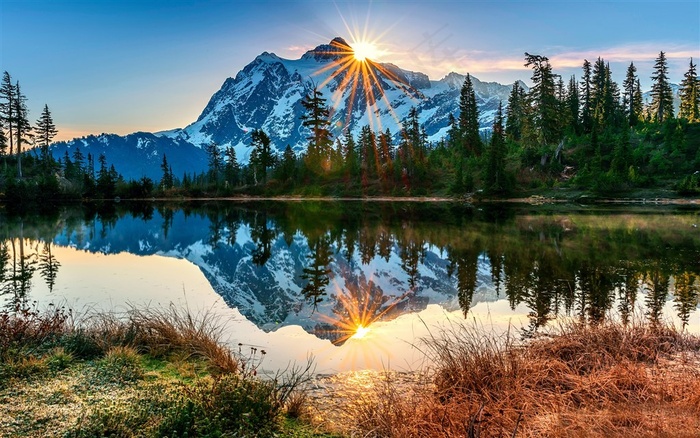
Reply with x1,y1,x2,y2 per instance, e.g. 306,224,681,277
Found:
96,346,145,384
2,57,698,202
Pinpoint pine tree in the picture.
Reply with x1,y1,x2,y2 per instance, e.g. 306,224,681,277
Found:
566,75,580,134
224,146,240,186
249,129,275,184
0,72,16,156
359,125,378,180
0,119,7,165
650,51,674,123
343,134,359,178
378,128,393,177
458,74,482,156
205,142,223,185
484,101,508,194
35,104,57,150
524,53,560,144
72,146,84,175
678,58,700,122
505,81,525,142
622,62,640,127
633,79,644,124
35,104,58,173
278,145,296,182
580,60,594,133
160,154,174,189
13,81,31,178
300,88,333,174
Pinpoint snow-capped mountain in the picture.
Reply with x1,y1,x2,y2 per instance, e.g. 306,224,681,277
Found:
162,37,523,162
51,37,524,179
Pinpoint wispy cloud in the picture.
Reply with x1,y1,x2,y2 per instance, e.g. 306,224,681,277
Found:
387,42,699,81
285,45,313,56
549,43,699,68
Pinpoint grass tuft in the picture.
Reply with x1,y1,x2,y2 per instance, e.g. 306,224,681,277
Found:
334,319,700,438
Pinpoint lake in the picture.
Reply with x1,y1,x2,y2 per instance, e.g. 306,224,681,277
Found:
1,201,699,374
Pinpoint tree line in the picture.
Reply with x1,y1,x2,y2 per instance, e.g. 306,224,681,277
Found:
1,50,699,201
2,202,698,333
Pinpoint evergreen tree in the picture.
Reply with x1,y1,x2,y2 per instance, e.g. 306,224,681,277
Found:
343,134,359,178
160,154,174,189
300,88,333,174
0,72,16,156
72,146,85,175
13,81,31,178
565,75,580,134
35,104,58,173
505,81,525,142
678,58,700,122
378,128,394,178
650,51,674,123
398,107,427,181
580,59,594,133
622,62,640,127
96,153,116,197
525,53,560,144
224,146,240,187
358,125,378,181
484,102,509,194
62,151,73,178
249,129,275,184
278,145,297,182
0,119,7,165
35,104,57,151
590,58,619,128
205,141,223,185
633,79,644,124
458,74,482,156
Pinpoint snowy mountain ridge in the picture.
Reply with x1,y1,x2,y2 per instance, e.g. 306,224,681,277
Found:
51,37,525,179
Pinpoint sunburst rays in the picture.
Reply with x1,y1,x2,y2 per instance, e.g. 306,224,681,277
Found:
310,37,423,136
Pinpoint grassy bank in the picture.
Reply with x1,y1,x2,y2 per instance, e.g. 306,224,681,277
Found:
2,304,700,437
0,304,331,438
325,320,700,438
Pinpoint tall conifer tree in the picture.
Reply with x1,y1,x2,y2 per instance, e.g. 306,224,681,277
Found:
458,74,482,156
0,72,16,156
300,88,333,174
505,81,525,142
679,58,699,122
525,53,560,144
622,63,640,127
484,102,508,193
14,81,31,178
580,59,594,133
650,51,674,123
35,104,58,171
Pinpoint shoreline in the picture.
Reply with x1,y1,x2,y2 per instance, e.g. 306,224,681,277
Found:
5,194,699,205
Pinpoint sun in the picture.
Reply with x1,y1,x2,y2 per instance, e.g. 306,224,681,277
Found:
350,41,379,62
352,324,371,339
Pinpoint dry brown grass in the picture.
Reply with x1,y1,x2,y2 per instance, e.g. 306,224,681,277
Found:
332,320,700,438
125,305,239,374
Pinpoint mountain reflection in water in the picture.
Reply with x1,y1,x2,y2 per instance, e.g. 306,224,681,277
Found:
1,201,699,351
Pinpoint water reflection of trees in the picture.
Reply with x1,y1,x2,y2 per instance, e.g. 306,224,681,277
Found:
1,202,699,333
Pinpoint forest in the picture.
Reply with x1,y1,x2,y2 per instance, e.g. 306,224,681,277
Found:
0,51,699,201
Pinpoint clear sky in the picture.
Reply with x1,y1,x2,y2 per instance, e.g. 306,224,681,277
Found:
2,0,698,141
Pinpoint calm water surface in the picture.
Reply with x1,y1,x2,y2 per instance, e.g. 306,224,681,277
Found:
1,201,699,374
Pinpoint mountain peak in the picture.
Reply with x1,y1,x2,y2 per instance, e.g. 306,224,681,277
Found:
302,37,352,61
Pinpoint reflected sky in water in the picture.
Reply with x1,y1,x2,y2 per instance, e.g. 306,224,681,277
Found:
1,201,698,373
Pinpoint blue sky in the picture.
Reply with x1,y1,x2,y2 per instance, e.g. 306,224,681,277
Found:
2,0,698,141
